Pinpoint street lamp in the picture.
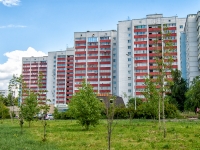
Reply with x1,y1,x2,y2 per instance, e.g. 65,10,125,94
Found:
126,53,136,110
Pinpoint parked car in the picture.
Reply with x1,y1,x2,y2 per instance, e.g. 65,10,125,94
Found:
45,114,54,120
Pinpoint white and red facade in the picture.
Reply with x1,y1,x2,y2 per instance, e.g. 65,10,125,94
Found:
22,56,48,102
74,31,117,95
117,14,185,104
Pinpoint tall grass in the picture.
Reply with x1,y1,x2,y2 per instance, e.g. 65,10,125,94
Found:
0,119,200,149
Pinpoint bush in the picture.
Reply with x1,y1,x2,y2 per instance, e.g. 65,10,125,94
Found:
114,106,129,119
0,103,10,119
164,103,179,119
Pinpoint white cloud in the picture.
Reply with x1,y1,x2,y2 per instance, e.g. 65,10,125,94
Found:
0,47,46,90
0,24,26,28
0,0,20,6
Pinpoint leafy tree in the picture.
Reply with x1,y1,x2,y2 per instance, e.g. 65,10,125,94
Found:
185,76,200,112
21,92,40,127
0,101,10,123
167,69,188,111
69,80,102,130
37,72,50,142
143,77,160,120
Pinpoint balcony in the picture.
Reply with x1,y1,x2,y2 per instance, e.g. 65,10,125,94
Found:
87,56,98,59
75,51,86,55
134,41,147,44
134,28,147,32
148,28,161,32
99,78,111,81
134,35,147,38
134,53,147,57
75,40,86,44
135,66,147,70
75,46,86,49
88,45,98,49
100,45,110,48
75,56,86,60
100,39,111,43
148,34,161,38
134,60,147,63
134,47,147,50
135,73,148,76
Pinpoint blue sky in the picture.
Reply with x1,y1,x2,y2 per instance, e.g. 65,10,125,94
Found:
0,0,200,89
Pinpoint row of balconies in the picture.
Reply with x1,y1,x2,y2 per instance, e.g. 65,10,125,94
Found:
134,27,176,32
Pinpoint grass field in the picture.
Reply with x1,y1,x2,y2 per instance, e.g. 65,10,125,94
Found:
0,119,200,150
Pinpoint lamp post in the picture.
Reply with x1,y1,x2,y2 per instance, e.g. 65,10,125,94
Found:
126,53,136,110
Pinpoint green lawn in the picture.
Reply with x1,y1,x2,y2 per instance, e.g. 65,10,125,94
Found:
0,119,200,150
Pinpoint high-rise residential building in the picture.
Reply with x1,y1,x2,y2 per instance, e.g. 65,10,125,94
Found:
182,13,200,85
46,48,74,105
117,14,185,104
74,30,117,95
22,56,48,103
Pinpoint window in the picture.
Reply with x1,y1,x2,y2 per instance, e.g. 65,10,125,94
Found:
128,89,131,92
113,43,116,46
113,48,116,51
113,76,116,79
113,59,116,62
128,64,131,68
88,37,98,42
128,58,131,61
128,70,131,74
180,25,183,29
128,33,131,37
128,28,131,31
128,83,131,86
168,20,171,22
128,40,131,43
128,46,131,49
128,52,131,55
128,77,131,80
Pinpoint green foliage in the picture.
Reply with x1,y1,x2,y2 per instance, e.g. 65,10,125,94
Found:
0,102,10,119
167,69,188,111
185,76,200,112
114,106,128,119
21,92,40,127
164,103,179,118
69,80,102,130
53,108,74,120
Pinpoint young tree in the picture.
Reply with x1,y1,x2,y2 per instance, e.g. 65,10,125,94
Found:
100,95,117,150
142,24,175,138
143,77,160,120
69,79,102,130
21,92,40,127
37,72,50,142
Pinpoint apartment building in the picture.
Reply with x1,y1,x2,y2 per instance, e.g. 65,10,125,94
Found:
117,14,185,104
46,48,74,105
182,13,200,85
74,30,117,95
22,56,48,103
